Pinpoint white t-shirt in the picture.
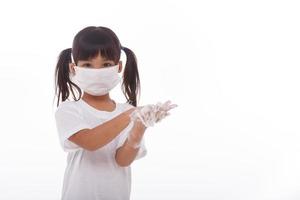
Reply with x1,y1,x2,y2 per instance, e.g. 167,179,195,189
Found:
54,99,147,200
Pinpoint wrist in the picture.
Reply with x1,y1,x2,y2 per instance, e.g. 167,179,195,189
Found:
126,136,142,149
127,122,145,149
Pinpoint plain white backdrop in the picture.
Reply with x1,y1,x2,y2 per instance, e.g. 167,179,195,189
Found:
0,0,299,199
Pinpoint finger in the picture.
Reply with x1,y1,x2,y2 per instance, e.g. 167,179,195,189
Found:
167,104,178,110
156,112,170,123
159,111,170,120
158,101,171,112
162,100,171,108
163,104,177,113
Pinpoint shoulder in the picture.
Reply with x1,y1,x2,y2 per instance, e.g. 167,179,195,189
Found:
55,100,80,116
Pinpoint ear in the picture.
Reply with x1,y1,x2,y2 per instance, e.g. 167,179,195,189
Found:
69,62,76,75
118,61,123,73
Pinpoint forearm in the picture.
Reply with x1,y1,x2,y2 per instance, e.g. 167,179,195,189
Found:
115,121,146,167
86,108,134,151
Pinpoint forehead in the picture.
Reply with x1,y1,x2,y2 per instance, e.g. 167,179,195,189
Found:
78,53,112,62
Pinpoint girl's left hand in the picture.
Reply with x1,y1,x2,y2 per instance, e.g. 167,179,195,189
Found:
126,119,147,149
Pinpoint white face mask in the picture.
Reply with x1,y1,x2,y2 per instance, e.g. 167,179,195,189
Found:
70,64,121,96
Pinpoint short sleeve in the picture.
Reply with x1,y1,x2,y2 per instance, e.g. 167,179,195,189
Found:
54,102,91,153
116,119,147,160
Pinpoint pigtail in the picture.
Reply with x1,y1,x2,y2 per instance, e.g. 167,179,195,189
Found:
54,48,82,107
121,46,141,107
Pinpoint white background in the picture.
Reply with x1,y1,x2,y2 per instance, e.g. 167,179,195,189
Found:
0,0,299,199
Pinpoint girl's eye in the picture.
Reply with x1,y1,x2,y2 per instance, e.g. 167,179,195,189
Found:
80,63,114,67
103,63,113,67
82,63,91,67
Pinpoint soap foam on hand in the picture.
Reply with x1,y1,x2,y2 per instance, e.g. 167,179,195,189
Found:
129,100,178,128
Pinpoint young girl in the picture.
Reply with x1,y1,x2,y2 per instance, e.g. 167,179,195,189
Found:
53,26,177,200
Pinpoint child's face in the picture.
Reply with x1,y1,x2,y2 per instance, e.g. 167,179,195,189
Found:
69,52,122,74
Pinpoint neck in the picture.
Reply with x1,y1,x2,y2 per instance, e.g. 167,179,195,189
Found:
82,92,112,103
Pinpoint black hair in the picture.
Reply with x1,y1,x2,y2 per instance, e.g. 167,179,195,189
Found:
53,26,141,107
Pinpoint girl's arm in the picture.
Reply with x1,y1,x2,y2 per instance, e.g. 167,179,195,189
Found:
115,120,146,167
68,108,135,151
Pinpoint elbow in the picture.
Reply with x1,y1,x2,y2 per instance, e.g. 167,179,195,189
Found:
115,153,131,167
117,162,131,167
115,159,131,167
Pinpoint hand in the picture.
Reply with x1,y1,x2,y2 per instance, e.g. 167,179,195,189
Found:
130,100,178,127
153,100,178,123
127,119,146,149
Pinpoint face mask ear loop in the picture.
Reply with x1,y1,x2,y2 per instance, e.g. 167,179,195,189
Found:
71,51,75,64
70,51,76,77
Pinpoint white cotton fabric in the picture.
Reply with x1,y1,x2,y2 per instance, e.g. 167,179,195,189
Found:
54,99,147,200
